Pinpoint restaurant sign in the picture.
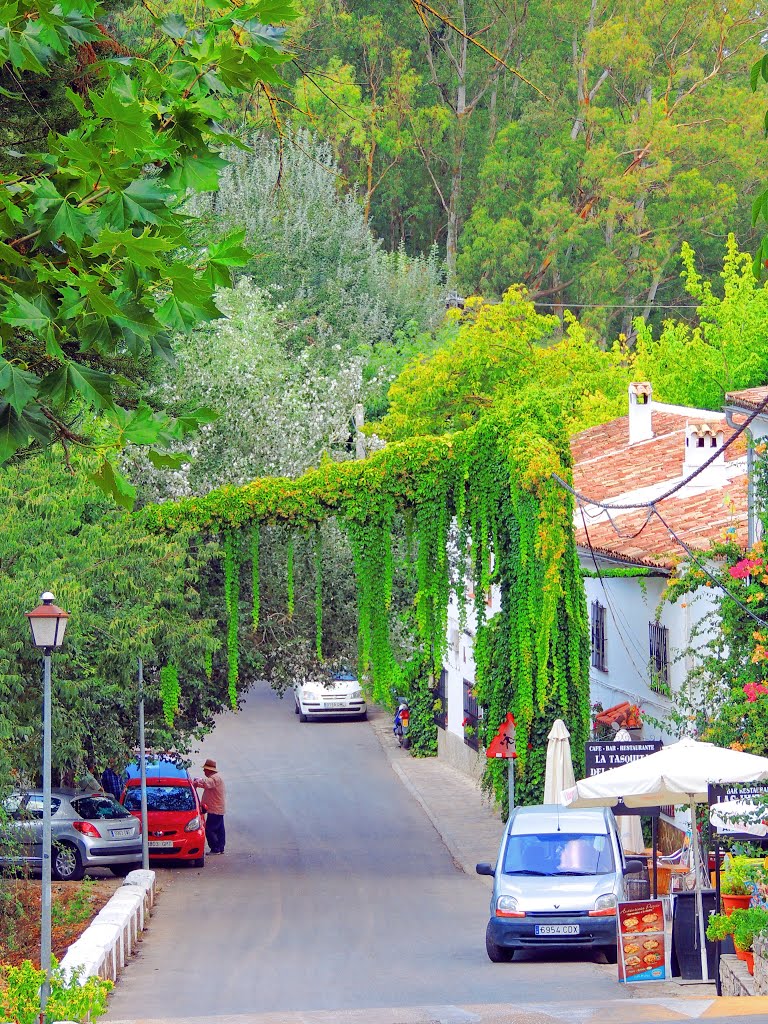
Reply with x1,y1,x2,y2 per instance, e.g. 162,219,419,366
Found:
584,741,663,818
708,782,768,840
617,900,667,983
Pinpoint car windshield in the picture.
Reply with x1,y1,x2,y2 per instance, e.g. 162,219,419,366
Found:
71,796,132,820
123,786,195,812
503,831,615,876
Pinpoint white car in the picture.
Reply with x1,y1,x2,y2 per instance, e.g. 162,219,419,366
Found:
294,674,367,722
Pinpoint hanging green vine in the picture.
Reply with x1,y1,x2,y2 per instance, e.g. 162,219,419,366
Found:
286,534,295,619
203,649,213,681
314,526,323,661
223,530,240,709
142,411,590,793
160,664,181,726
251,524,260,631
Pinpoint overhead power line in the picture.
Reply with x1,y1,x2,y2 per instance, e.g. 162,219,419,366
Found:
552,390,768,512
561,392,768,627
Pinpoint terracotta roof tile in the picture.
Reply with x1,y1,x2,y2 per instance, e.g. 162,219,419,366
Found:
569,403,749,569
725,386,768,412
575,481,748,569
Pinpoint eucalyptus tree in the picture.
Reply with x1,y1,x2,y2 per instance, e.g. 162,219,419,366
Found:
458,0,765,336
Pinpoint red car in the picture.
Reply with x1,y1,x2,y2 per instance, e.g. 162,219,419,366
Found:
121,775,206,867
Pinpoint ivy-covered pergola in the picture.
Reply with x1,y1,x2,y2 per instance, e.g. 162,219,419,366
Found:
140,410,590,808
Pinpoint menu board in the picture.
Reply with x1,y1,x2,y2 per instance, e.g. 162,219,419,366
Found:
617,899,666,983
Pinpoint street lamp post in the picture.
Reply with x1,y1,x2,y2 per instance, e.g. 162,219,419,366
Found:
25,592,69,1021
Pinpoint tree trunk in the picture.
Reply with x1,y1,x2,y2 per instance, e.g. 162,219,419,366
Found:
446,31,468,284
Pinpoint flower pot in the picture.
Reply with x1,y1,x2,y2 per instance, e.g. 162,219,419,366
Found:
745,950,755,975
734,941,748,962
722,893,753,915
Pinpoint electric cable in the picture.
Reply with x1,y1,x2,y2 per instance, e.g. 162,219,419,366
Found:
579,504,665,675
649,505,768,628
553,390,768,512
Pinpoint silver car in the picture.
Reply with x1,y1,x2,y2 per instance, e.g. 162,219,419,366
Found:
1,789,142,881
476,804,644,963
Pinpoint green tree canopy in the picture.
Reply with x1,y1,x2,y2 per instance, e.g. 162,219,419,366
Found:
0,0,298,501
0,455,234,784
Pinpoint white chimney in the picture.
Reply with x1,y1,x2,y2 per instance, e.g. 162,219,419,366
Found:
683,422,725,479
628,382,653,444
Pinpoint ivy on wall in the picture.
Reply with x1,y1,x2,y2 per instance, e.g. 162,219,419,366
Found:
223,531,240,709
142,411,590,803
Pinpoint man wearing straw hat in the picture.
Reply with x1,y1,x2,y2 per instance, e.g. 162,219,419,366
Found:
193,758,227,855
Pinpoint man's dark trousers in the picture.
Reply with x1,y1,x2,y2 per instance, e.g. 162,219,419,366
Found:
206,813,225,853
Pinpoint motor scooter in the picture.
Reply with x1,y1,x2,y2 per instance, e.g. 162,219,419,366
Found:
393,699,411,749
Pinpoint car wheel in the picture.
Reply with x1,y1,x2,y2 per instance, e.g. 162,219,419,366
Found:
485,925,514,963
359,711,368,721
294,700,299,714
109,864,133,877
191,855,205,868
601,945,618,964
299,711,308,722
52,842,84,882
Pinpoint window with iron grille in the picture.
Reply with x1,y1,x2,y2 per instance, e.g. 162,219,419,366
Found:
649,622,670,692
434,669,447,730
463,678,479,750
590,601,607,672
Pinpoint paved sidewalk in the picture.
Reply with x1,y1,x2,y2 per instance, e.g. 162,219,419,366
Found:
368,707,504,887
367,707,724,1006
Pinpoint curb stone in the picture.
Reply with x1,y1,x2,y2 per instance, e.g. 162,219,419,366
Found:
58,869,156,986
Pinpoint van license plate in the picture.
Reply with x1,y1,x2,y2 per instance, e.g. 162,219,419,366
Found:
535,924,579,936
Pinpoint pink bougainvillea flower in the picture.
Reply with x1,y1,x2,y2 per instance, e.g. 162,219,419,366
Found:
743,682,768,702
728,558,764,579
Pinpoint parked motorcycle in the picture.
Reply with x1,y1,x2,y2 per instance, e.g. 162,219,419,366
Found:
393,699,411,749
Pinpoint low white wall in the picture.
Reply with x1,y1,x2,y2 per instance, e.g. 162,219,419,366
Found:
437,726,485,782
58,869,156,985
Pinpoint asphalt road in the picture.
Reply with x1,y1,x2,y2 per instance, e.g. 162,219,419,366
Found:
104,684,640,1019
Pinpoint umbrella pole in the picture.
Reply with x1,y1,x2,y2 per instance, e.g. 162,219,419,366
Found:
690,798,709,982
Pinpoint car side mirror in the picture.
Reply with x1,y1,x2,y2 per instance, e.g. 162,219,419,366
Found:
201,803,208,814
475,862,495,876
623,858,645,875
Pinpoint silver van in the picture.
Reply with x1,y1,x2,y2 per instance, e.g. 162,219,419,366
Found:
476,804,643,963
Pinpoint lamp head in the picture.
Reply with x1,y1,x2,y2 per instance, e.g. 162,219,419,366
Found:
26,592,70,650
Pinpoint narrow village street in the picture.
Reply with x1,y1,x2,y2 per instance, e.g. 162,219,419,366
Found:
103,686,768,1024
104,685,626,1019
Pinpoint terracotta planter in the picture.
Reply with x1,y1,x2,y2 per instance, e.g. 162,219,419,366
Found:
734,941,748,962
746,950,755,975
722,893,753,915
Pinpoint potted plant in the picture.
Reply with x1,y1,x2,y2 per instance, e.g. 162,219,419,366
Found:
731,906,768,974
626,704,643,738
721,857,755,915
707,906,768,974
706,911,735,945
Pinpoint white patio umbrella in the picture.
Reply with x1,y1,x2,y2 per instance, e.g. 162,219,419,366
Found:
562,737,768,981
543,719,576,804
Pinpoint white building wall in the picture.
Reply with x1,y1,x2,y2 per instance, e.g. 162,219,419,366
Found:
440,561,721,776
